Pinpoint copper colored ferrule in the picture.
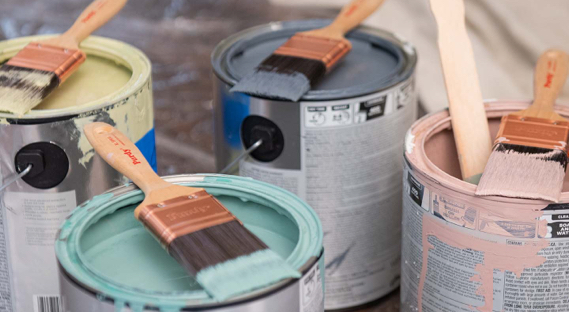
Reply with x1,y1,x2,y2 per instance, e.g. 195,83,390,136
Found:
274,34,352,70
137,191,239,246
495,114,569,151
6,42,86,83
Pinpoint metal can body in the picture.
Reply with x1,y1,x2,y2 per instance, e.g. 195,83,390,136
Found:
0,35,155,312
212,20,418,310
402,101,569,312
56,174,324,312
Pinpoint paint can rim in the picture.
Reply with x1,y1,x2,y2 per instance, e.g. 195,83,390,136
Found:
211,19,417,101
0,35,151,121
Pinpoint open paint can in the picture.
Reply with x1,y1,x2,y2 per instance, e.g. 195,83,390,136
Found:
402,100,569,312
0,35,155,312
56,174,324,312
212,19,417,310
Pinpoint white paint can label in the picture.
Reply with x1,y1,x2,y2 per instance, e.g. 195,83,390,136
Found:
1,191,75,312
241,79,416,309
300,261,324,312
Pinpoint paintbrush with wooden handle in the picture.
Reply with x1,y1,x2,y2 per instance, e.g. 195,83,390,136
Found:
0,0,127,116
477,49,569,202
231,0,385,101
84,122,300,301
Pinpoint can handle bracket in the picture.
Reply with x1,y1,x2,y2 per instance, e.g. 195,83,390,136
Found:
219,139,263,174
0,164,33,193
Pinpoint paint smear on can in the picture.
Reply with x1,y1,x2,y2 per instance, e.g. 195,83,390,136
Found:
418,198,549,312
412,163,549,312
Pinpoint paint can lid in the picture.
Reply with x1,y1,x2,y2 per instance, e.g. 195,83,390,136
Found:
0,36,151,121
212,19,417,101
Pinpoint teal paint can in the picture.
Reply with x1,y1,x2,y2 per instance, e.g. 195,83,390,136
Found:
56,174,324,312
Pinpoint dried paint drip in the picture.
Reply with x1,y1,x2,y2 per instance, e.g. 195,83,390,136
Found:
419,216,549,312
401,101,569,312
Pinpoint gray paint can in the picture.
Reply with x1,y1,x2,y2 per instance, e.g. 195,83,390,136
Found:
212,20,418,310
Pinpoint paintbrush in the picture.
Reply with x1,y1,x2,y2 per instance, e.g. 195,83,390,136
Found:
84,122,300,301
476,49,569,202
0,0,127,116
231,0,385,102
430,0,493,184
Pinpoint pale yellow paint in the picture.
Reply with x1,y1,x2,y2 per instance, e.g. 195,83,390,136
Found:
0,36,153,168
35,55,132,110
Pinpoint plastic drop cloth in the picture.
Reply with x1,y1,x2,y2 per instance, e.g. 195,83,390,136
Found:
269,0,569,114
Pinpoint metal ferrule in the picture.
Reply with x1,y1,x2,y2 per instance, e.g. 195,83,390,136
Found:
6,42,86,83
273,34,351,70
137,190,238,246
496,114,569,151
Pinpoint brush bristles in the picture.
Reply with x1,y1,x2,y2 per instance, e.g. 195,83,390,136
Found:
196,248,301,301
476,143,568,202
0,64,58,115
168,220,268,275
169,220,300,300
231,55,326,101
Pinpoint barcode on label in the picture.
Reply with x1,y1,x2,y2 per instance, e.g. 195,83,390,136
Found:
33,295,61,312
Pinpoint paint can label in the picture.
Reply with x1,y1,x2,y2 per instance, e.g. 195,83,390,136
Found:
401,162,569,312
240,79,416,309
300,261,324,312
0,190,76,312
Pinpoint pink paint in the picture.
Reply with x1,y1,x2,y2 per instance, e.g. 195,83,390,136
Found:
404,100,569,312
418,215,548,312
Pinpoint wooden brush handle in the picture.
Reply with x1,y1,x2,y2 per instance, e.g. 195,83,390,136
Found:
430,0,493,183
61,0,127,46
312,0,385,37
84,122,172,195
519,49,569,120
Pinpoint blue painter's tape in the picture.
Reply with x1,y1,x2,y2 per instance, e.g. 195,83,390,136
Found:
222,90,250,148
135,128,157,172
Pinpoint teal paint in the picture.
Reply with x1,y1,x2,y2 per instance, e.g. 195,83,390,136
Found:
56,175,322,310
114,300,125,312
196,248,301,301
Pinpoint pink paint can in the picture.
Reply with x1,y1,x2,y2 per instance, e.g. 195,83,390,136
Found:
401,100,569,312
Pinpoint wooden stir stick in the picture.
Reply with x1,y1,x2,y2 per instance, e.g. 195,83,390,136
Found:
429,0,493,184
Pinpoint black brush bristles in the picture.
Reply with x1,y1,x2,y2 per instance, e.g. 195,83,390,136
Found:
0,64,59,115
493,143,569,169
168,220,268,275
231,54,326,102
476,143,568,202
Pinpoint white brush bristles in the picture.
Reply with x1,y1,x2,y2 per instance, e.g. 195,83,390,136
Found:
0,66,56,116
476,146,566,202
